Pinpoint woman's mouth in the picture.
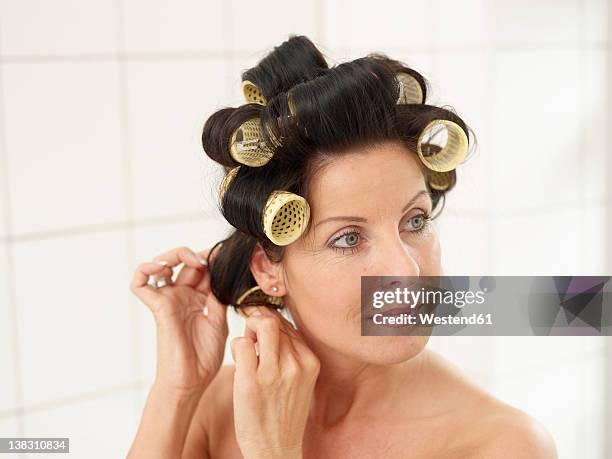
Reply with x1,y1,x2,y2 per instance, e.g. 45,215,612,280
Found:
363,300,426,323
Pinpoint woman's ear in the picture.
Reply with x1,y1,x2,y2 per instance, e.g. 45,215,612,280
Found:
250,242,286,296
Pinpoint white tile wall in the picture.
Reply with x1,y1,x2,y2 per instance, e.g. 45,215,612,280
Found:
229,0,320,54
490,49,582,213
2,61,127,235
121,0,227,53
489,0,580,46
22,388,139,459
432,0,487,47
0,0,609,458
12,229,136,407
125,58,229,220
0,0,118,56
0,242,18,414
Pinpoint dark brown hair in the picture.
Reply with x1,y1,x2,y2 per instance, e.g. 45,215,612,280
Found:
201,35,476,315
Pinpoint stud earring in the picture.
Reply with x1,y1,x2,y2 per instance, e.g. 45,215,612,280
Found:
272,286,279,292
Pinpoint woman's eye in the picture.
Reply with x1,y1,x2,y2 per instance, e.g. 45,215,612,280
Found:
333,231,360,248
406,214,429,231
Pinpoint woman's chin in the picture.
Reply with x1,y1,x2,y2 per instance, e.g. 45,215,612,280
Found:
359,335,429,365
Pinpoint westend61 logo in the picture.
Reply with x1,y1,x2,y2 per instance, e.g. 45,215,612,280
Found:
360,276,612,336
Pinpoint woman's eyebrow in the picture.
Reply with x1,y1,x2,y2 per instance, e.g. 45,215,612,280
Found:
314,189,431,229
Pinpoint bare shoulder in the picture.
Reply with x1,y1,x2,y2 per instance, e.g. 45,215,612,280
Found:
476,404,558,458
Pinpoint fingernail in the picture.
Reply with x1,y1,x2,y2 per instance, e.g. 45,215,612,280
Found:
198,256,208,266
156,260,168,266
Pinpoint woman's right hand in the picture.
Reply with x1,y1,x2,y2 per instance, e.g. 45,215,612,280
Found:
130,244,229,397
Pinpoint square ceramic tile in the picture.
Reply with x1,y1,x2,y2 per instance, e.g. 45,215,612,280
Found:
229,0,319,54
13,229,136,406
489,0,579,46
0,0,117,56
2,62,126,235
577,204,607,276
490,353,606,458
0,243,18,413
126,58,229,221
490,336,582,376
333,0,433,53
23,389,138,459
581,0,608,45
0,126,6,241
579,49,608,203
122,0,226,53
436,214,492,275
429,336,496,380
490,50,581,213
131,216,232,384
434,50,489,213
0,415,19,439
432,0,487,47
490,209,581,275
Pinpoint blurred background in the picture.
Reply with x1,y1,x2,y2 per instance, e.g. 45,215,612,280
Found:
0,0,610,458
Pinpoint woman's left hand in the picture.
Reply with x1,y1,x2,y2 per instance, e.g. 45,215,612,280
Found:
230,305,320,459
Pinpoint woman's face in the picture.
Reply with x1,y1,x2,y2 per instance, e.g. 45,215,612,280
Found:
282,140,442,365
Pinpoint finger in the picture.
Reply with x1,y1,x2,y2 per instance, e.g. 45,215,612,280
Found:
174,263,205,287
193,243,225,293
259,307,301,357
130,262,174,305
257,307,316,367
152,246,208,272
231,336,258,379
244,311,281,372
202,292,228,330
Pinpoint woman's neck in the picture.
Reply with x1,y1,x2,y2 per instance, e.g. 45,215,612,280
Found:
307,345,430,428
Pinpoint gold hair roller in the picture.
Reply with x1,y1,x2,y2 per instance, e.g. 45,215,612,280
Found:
242,80,266,105
262,191,310,246
427,169,455,191
219,166,240,203
396,72,424,105
230,118,275,167
416,119,468,172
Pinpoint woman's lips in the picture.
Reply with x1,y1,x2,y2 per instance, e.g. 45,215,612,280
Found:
364,301,425,320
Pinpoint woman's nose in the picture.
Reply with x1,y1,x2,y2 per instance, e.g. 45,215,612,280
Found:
377,237,420,281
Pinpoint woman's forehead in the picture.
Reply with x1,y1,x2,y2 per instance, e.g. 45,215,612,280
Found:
308,143,426,211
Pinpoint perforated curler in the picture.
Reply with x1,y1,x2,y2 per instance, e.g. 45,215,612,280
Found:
396,72,424,105
229,118,275,167
219,166,240,203
262,191,311,246
427,169,456,191
416,119,468,173
242,80,266,105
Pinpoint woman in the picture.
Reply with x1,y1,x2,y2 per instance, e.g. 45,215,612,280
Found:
127,35,557,458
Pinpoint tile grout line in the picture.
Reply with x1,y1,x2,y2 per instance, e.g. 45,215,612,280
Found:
0,209,220,243
114,0,143,424
0,43,608,64
0,380,149,419
484,1,496,278
605,0,612,455
0,13,26,447
576,0,587,444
